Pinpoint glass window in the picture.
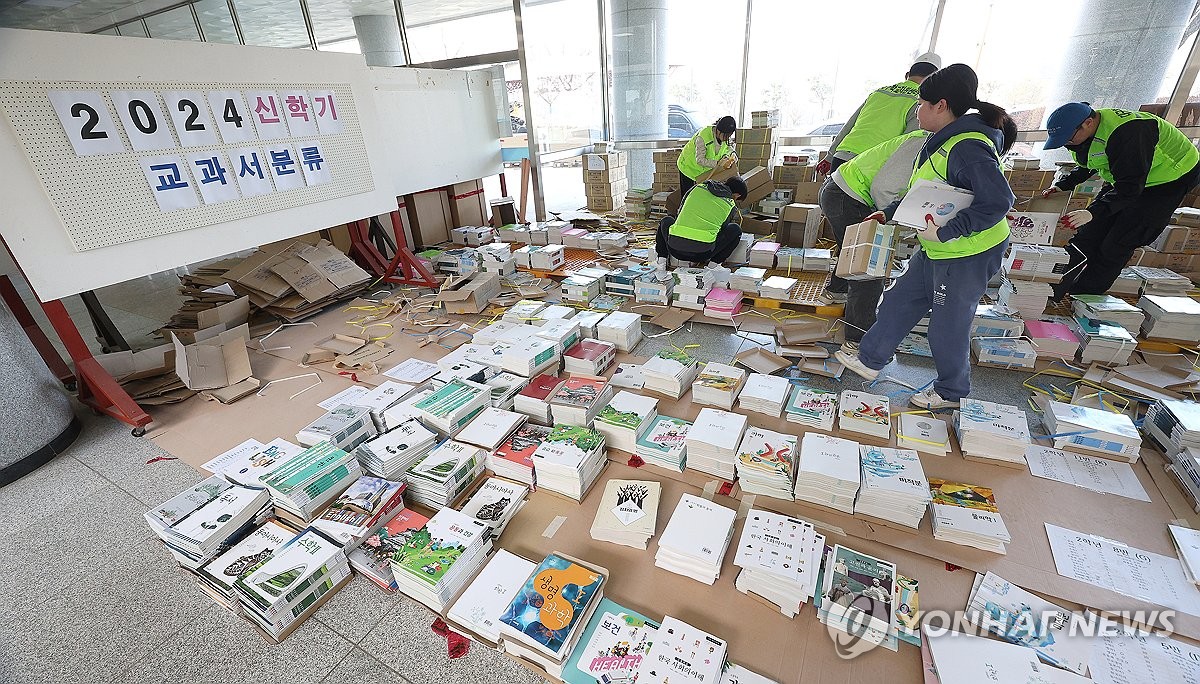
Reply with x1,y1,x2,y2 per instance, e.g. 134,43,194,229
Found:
523,0,602,153
118,21,149,37
145,6,201,41
307,0,396,51
96,27,119,36
234,0,310,48
194,0,241,44
403,3,517,63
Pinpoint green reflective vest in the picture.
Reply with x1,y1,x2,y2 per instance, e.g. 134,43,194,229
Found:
677,126,731,181
669,184,735,244
834,80,920,156
838,130,930,207
911,131,1010,260
1075,108,1199,187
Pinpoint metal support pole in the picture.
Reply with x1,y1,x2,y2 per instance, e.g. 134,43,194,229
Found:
928,0,946,53
738,0,753,125
299,0,319,49
597,0,611,140
393,0,414,64
227,0,246,44
513,0,546,221
1167,32,1200,125
140,17,151,36
190,1,207,42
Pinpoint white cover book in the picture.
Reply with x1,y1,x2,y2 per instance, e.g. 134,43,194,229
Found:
658,494,736,565
459,478,528,533
838,389,890,436
923,628,1042,684
205,438,304,486
738,373,791,411
448,549,536,644
733,510,817,586
688,408,747,452
1170,524,1200,585
201,521,293,593
591,479,661,540
798,433,861,485
860,446,928,499
894,179,973,229
456,407,525,451
635,615,727,684
898,413,949,454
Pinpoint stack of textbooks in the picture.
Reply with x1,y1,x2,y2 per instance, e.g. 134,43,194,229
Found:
633,616,726,683
784,384,838,431
737,372,791,417
456,407,526,453
234,527,349,640
296,404,376,451
594,390,659,453
607,265,651,298
837,390,891,439
729,266,766,293
513,373,563,424
562,598,659,684
571,310,607,338
563,339,616,376
1110,267,1143,295
549,375,614,426
1131,265,1192,295
350,381,416,431
693,362,748,409
146,476,272,569
196,520,292,612
484,371,527,410
971,336,1037,369
856,446,931,529
490,423,551,486
404,440,485,509
655,493,737,584
642,347,700,399
501,337,559,377
590,479,661,549
1042,399,1141,462
635,415,690,472
758,276,797,300
355,418,438,479
954,399,1031,466
202,438,303,487
672,267,717,310
795,433,860,514
1145,398,1200,455
733,510,823,617
1139,295,1200,342
703,287,744,319
1024,320,1080,360
819,545,897,652
560,274,602,306
458,477,528,537
260,442,362,523
346,506,429,591
536,319,582,354
597,311,642,352
997,277,1052,319
897,413,950,456
634,269,674,304
499,554,606,679
390,507,492,612
532,424,608,500
381,383,437,428
685,408,748,479
447,549,536,646
971,304,1024,338
1071,294,1145,333
415,379,491,436
1170,448,1200,511
311,476,406,546
749,241,780,268
1070,316,1137,365
502,299,547,324
735,427,798,499
928,479,1011,553
1003,244,1070,281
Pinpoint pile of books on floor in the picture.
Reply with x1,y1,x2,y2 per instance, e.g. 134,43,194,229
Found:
928,479,1011,553
693,361,747,409
535,319,581,354
954,398,1031,466
1110,267,1143,295
484,372,527,410
636,616,728,682
785,384,838,431
296,404,376,451
597,311,642,352
856,446,931,528
635,415,690,472
1130,265,1192,295
261,442,362,523
458,477,528,537
391,507,492,613
594,390,658,453
802,247,834,272
563,339,616,376
1024,320,1079,360
641,347,700,399
532,424,608,500
1145,398,1200,454
416,379,490,435
1070,316,1138,365
897,412,950,456
234,526,350,641
795,433,860,513
971,304,1024,338
655,493,737,584
1041,399,1142,462
729,266,766,293
503,299,546,324
1003,244,1070,281
355,419,438,479
312,476,406,546
703,286,744,319
685,408,748,479
499,553,606,679
488,423,551,486
837,390,890,439
404,440,485,509
971,336,1037,369
737,372,791,417
202,438,303,487
589,479,661,549
733,509,823,617
758,275,797,299
1139,295,1200,343
146,476,273,569
549,375,614,426
501,337,559,377
749,241,780,268
196,520,292,612
456,407,525,453
513,373,563,424
1071,294,1145,333
735,427,798,499
1170,448,1200,510
447,549,535,646
347,506,429,591
997,277,1052,319
672,267,717,310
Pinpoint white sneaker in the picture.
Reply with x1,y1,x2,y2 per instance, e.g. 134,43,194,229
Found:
834,349,879,381
839,341,859,356
910,389,959,410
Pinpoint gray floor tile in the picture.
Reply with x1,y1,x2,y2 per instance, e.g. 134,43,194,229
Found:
322,648,411,684
313,574,404,644
69,410,204,508
0,448,108,532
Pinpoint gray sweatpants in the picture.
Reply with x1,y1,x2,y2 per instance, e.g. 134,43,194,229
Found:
858,239,1008,401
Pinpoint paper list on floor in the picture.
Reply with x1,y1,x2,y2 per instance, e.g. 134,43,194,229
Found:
1026,446,1151,502
1045,523,1200,617
1090,628,1200,684
317,385,371,410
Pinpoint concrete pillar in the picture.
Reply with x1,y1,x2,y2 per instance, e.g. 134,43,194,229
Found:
353,14,405,67
611,0,669,189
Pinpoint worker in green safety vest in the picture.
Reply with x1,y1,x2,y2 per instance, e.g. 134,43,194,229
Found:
655,177,749,270
677,116,738,197
816,52,941,177
834,64,1018,411
1041,102,1200,298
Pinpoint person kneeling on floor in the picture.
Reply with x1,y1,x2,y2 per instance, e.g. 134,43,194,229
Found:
655,177,748,272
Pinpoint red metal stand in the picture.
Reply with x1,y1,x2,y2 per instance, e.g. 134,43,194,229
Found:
347,201,438,288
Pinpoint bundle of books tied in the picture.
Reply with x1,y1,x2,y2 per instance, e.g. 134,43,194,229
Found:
954,398,1031,467
593,390,659,454
415,378,491,435
656,494,737,584
589,479,661,549
997,276,1052,319
635,415,690,472
856,446,931,529
532,424,608,500
737,372,791,418
1139,294,1200,343
897,412,950,456
733,509,824,618
296,404,376,451
146,475,273,570
403,440,485,509
563,339,616,376
196,520,293,612
488,423,551,486
234,526,350,640
1024,320,1079,360
685,408,748,479
641,347,700,400
311,476,406,546
549,375,615,426
693,361,747,409
459,477,529,538
355,418,438,479
928,479,1011,553
1070,316,1137,366
1145,397,1200,455
261,442,363,523
795,433,861,514
1040,398,1142,463
390,507,492,613
1070,294,1145,333
735,426,798,499
597,311,642,352
455,406,526,453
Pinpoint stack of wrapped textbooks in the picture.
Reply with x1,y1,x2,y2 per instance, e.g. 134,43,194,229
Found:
655,494,736,584
971,336,1037,369
513,374,563,424
633,616,727,682
532,424,608,500
1130,265,1192,295
1041,399,1141,462
735,427,798,499
202,438,302,487
296,404,376,451
1024,320,1079,360
749,241,780,268
455,407,526,453
733,510,823,617
489,423,551,486
785,385,838,431
897,413,950,456
597,311,642,352
1110,267,1143,295
484,371,528,410
1139,295,1200,343
795,433,860,514
501,337,560,377
685,408,748,479
390,508,492,612
1003,244,1070,281
355,419,438,479
672,267,717,310
642,347,700,400
997,277,1052,320
234,527,349,640
261,442,362,523
590,479,661,549
535,319,582,354
502,299,547,324
1071,294,1145,334
703,287,744,319
1145,398,1200,455
837,390,891,439
404,440,485,509
415,379,491,436
635,415,690,472
311,476,406,546
928,479,1011,553
856,446,931,529
563,339,616,376
737,372,791,417
971,304,1023,338
693,361,747,409
549,375,614,426
346,506,429,591
954,398,1031,466
196,520,292,611
594,390,659,453
729,266,766,293
758,276,797,300
145,476,273,569
1070,316,1137,365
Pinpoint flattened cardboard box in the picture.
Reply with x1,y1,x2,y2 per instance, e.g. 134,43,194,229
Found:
437,272,502,314
171,323,253,390
163,296,252,345
269,241,370,304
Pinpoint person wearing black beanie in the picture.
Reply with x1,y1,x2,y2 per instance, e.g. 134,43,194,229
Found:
676,115,738,197
836,63,1018,411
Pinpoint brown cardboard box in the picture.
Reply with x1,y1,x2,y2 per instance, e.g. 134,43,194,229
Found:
1065,196,1091,210
171,323,253,391
735,127,777,145
652,148,682,163
773,165,812,186
583,151,627,172
586,194,626,212
792,181,822,205
269,242,371,304
436,272,501,314
736,142,777,161
738,180,776,211
1021,193,1069,214
740,214,778,236
448,180,487,226
1005,169,1052,193
1151,226,1192,253
778,203,822,247
407,190,453,247
582,168,625,184
586,178,629,197
835,219,898,280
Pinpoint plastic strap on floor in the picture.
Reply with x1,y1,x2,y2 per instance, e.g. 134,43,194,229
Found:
542,515,567,539
701,480,719,501
737,494,756,520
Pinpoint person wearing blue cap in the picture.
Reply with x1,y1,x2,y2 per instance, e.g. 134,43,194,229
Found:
1041,102,1200,298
